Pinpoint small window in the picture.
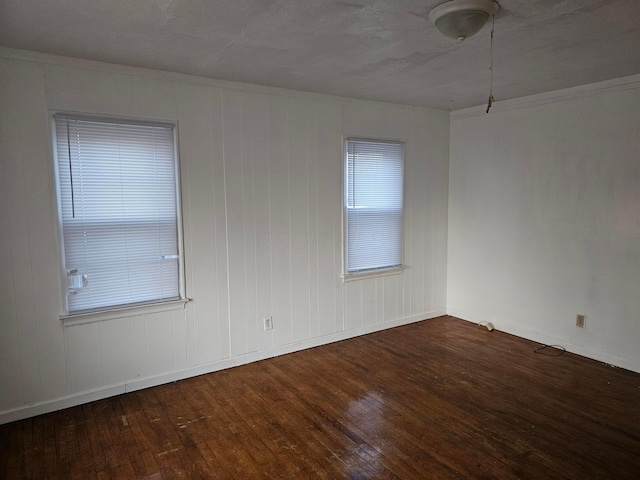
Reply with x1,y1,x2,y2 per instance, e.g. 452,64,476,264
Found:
344,137,404,276
53,115,183,315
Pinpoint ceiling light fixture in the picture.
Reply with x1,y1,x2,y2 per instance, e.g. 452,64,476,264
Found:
429,0,499,41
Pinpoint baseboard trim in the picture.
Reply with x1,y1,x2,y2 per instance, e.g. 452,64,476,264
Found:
0,309,445,425
446,307,640,374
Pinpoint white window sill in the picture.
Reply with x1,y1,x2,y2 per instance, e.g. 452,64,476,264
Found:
60,298,192,327
342,265,407,282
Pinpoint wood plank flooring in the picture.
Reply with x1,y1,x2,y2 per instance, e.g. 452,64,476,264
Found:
1,316,639,479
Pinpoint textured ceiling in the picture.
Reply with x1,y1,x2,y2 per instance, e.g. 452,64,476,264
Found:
1,0,639,110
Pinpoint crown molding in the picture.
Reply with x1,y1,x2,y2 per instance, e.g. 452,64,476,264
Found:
451,73,640,120
0,47,443,114
3,47,634,121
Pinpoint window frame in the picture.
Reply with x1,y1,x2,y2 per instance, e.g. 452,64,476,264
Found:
51,113,188,323
342,136,407,281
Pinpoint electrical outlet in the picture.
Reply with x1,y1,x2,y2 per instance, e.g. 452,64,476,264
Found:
263,315,273,331
576,314,586,328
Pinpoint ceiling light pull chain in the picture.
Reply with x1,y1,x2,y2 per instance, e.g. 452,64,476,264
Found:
486,14,495,113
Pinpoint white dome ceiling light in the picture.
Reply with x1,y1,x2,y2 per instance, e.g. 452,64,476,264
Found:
429,0,500,113
428,0,499,41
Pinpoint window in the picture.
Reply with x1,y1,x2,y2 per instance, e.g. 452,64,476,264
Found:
53,115,183,315
344,137,404,276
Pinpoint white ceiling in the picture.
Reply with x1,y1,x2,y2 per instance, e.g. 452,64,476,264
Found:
1,0,639,110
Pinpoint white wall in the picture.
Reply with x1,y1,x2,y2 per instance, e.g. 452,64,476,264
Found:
0,49,450,423
448,78,640,372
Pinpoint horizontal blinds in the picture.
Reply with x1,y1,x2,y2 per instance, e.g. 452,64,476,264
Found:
54,116,180,314
345,138,404,273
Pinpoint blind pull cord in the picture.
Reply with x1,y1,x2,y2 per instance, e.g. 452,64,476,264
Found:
486,15,495,114
66,120,76,218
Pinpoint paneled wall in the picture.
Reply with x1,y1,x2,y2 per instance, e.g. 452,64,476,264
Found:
0,50,449,423
448,79,640,372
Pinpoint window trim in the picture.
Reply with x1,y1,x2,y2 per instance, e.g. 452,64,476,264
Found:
341,265,408,282
60,298,191,327
342,135,407,280
51,112,187,320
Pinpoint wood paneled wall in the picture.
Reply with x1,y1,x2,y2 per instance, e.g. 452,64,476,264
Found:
0,50,449,423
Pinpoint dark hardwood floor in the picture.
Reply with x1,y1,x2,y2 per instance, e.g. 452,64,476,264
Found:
1,316,639,479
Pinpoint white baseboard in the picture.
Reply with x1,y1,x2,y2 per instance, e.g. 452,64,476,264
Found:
447,307,640,374
0,309,446,425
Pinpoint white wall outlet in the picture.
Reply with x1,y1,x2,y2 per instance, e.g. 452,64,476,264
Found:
576,314,586,328
263,315,273,331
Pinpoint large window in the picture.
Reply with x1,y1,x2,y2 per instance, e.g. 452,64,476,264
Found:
53,115,183,315
344,137,404,275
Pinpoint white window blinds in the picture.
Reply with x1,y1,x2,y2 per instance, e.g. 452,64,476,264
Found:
345,138,404,274
54,116,181,314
